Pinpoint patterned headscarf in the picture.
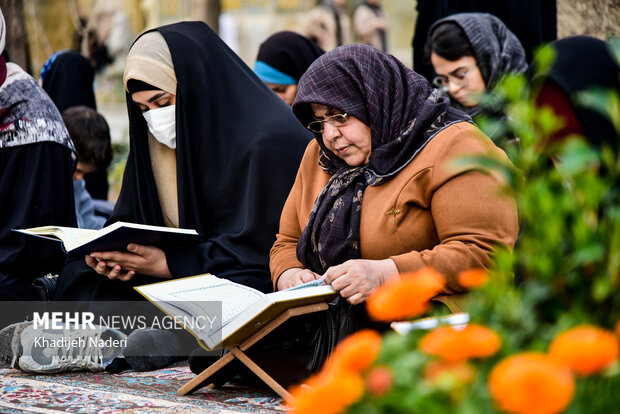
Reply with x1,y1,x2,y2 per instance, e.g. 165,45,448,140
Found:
293,44,470,273
429,13,527,95
0,8,7,86
0,8,74,156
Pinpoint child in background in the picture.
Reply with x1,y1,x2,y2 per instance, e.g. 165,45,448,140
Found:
62,106,113,229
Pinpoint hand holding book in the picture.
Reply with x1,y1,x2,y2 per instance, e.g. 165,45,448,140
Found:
277,258,398,305
276,268,323,290
14,222,202,280
87,243,172,281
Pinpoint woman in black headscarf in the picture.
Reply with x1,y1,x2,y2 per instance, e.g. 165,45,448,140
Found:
531,36,620,152
40,50,97,113
253,31,324,106
55,21,311,302
40,50,110,201
425,13,527,118
0,10,77,303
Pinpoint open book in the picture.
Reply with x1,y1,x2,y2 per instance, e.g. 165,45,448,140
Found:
135,274,337,350
13,221,202,256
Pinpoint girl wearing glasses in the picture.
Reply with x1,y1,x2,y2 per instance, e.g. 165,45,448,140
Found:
270,44,518,314
425,13,527,117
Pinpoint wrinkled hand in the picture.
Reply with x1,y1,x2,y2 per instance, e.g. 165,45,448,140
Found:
323,259,398,305
85,244,172,282
277,268,322,290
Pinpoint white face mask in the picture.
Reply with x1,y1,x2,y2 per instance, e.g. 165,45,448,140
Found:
142,105,176,149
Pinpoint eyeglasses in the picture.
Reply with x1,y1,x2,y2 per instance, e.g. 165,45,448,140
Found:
432,64,477,89
307,113,349,133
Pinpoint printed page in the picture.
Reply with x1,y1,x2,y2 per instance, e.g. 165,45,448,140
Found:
284,277,327,291
268,283,336,302
15,226,95,245
136,274,265,325
66,221,127,249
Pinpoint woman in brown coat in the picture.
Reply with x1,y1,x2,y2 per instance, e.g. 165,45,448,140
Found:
270,44,518,306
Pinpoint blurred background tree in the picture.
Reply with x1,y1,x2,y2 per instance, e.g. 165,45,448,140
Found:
1,0,31,71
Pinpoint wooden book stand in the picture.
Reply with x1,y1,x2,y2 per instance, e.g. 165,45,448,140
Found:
177,302,329,400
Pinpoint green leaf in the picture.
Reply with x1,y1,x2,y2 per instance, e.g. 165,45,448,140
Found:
577,88,620,135
592,274,613,302
555,139,600,175
607,36,620,66
531,43,556,79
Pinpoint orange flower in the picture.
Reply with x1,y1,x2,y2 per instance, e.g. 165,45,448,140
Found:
287,369,364,414
488,352,575,414
286,330,381,413
615,319,620,339
457,268,489,289
549,325,619,376
367,267,445,322
424,360,476,386
365,365,393,396
327,329,382,374
419,324,501,362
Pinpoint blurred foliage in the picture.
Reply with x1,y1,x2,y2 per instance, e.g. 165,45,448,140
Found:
108,142,129,202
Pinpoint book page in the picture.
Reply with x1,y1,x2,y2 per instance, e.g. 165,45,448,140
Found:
267,284,336,302
15,226,95,244
137,274,266,326
284,277,327,291
219,284,338,348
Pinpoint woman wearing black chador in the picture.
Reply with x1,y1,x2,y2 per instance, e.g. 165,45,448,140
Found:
56,22,311,301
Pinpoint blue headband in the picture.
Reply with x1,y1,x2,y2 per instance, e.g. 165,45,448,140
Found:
253,61,297,85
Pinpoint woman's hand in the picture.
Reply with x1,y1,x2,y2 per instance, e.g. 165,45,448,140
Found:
277,268,322,290
85,244,172,282
323,259,398,305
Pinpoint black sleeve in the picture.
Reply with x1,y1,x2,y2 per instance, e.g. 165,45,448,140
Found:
0,142,77,300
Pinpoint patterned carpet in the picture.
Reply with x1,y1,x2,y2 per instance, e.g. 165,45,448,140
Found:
0,363,285,413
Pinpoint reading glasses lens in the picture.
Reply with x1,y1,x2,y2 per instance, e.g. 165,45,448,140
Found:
307,114,348,133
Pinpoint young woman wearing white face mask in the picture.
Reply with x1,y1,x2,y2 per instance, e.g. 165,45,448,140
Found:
133,89,177,149
55,22,311,301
